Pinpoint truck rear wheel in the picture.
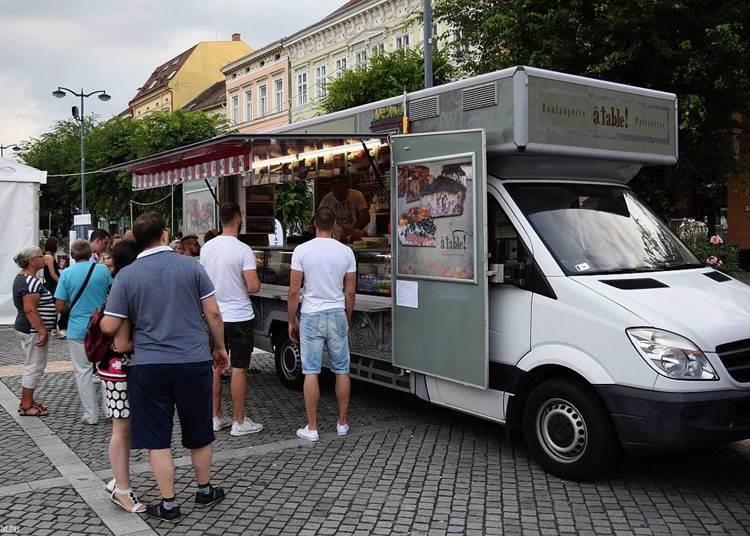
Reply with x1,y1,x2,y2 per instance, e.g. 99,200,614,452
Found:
274,334,303,391
522,378,617,480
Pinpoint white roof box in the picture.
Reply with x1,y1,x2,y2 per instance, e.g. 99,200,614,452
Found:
280,66,678,168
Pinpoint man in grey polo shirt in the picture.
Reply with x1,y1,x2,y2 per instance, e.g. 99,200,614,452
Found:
101,212,229,522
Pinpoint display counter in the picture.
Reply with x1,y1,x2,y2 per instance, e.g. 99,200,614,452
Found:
250,244,392,363
253,245,392,299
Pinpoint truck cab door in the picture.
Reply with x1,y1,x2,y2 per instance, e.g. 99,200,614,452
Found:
390,130,489,389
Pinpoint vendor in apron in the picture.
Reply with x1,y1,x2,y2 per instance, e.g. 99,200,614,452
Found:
318,179,370,242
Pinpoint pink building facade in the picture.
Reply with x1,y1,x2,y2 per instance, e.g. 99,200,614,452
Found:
223,40,291,133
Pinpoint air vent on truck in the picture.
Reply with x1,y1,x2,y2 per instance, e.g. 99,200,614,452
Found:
600,278,668,290
462,83,497,111
704,271,731,282
408,96,439,121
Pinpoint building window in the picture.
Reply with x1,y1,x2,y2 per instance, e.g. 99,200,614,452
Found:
244,89,252,122
395,33,410,50
335,57,347,78
231,94,239,124
315,64,327,100
355,50,367,69
259,85,268,117
296,71,308,106
372,43,385,56
274,79,283,113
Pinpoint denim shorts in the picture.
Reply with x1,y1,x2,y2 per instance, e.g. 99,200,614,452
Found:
299,308,350,375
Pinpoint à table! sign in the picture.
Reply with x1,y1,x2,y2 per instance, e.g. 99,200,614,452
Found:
395,155,476,283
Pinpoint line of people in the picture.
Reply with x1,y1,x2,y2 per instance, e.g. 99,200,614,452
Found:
11,203,355,522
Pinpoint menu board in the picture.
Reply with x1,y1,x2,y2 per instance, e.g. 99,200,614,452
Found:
395,155,475,282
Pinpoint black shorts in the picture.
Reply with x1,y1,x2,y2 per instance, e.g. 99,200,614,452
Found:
225,319,255,369
128,361,214,450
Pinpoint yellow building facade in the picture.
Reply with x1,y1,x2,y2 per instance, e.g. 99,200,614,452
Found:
129,34,252,118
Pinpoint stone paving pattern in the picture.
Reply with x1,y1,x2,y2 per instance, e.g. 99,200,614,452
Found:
0,486,113,535
1,355,438,472
0,407,60,487
1,328,750,535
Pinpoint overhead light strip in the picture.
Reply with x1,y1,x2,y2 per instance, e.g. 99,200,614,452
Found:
251,139,383,170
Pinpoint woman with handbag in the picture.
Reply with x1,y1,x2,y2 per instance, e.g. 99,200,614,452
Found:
99,239,146,513
12,246,56,416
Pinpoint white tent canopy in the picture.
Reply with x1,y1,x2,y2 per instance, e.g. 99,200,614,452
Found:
0,157,47,325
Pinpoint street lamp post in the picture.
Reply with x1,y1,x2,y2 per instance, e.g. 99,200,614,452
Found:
52,87,111,237
0,143,20,158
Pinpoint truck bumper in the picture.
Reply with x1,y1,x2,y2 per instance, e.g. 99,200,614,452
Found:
595,385,750,456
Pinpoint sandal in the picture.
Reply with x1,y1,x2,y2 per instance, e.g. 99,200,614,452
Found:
18,405,49,417
111,489,146,513
145,501,181,522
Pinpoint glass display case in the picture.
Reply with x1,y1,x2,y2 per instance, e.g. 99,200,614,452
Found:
253,250,266,282
356,251,391,297
264,249,294,286
253,247,392,297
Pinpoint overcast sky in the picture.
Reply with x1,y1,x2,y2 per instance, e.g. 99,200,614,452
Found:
0,0,343,155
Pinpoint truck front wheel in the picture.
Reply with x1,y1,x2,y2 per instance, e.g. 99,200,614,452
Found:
274,334,304,391
522,378,617,480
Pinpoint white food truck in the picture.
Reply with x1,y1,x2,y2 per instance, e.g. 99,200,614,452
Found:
109,66,750,480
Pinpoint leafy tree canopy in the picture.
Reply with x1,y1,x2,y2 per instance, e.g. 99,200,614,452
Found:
433,0,750,217
321,47,455,113
21,110,226,235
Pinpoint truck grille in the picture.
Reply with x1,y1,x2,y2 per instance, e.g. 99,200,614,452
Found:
716,339,750,383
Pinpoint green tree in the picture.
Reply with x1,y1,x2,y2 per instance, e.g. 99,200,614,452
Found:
321,47,455,113
433,0,750,225
21,110,226,235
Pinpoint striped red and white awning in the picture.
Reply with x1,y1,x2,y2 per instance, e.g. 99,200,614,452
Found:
132,153,250,190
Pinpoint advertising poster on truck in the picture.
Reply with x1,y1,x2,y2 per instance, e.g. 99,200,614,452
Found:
395,155,476,282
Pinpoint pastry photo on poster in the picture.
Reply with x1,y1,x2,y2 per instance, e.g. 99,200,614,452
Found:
396,156,475,281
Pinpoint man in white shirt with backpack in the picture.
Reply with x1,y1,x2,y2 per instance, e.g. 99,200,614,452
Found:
288,207,357,442
200,202,264,437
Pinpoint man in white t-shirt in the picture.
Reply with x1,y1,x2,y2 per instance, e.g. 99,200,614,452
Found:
200,203,263,437
288,207,357,442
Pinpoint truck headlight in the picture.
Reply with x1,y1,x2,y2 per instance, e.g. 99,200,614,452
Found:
627,328,718,380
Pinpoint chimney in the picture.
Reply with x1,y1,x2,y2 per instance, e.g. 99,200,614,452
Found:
232,33,241,41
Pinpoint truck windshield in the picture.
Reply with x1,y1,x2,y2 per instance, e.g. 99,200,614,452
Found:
505,182,701,275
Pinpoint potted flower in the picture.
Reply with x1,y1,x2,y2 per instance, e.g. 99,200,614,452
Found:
677,218,739,274
370,104,404,133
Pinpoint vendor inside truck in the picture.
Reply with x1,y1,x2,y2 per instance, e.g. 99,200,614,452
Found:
317,179,370,243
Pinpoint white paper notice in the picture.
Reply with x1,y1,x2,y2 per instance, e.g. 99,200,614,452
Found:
396,280,419,308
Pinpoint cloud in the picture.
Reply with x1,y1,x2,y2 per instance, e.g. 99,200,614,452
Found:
0,0,344,144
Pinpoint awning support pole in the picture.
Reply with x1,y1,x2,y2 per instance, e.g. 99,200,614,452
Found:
204,179,219,206
360,140,386,195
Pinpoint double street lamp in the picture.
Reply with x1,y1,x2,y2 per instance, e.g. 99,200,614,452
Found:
0,143,20,158
52,87,111,235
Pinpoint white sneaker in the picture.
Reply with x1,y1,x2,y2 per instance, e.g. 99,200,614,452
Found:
230,418,263,436
56,329,67,339
212,415,232,432
296,425,319,442
336,422,349,436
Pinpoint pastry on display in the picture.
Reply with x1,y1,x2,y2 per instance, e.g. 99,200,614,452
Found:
397,164,433,199
441,162,472,185
419,176,467,218
398,206,437,247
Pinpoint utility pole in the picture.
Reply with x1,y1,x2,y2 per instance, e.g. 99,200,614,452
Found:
423,0,433,89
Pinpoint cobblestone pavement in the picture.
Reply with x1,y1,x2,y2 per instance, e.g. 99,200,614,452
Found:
1,329,750,535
